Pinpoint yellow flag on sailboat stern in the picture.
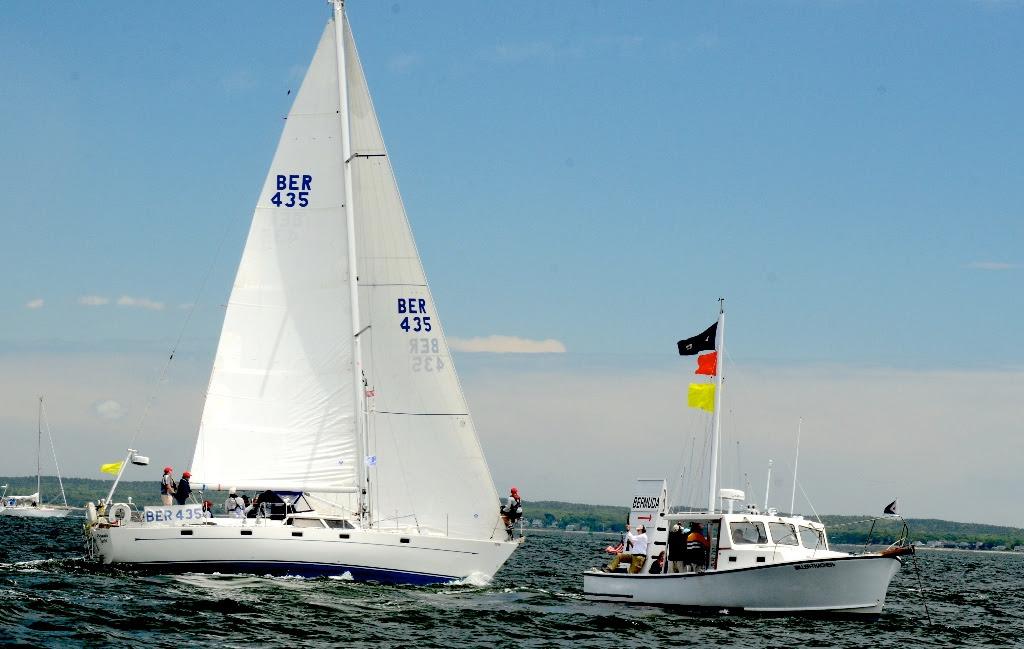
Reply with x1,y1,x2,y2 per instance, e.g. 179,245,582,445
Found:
687,383,715,412
100,461,123,475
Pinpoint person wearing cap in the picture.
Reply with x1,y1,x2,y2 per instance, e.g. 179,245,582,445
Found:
224,488,245,517
500,487,523,540
604,524,649,574
160,467,176,506
174,471,193,506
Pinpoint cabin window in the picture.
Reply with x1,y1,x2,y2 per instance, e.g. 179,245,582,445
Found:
799,526,825,550
768,522,798,546
291,517,327,529
729,522,767,545
324,519,355,530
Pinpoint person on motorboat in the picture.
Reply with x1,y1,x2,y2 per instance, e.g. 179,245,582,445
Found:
667,523,687,573
174,471,192,505
604,524,649,573
685,522,711,572
160,467,176,506
648,550,667,574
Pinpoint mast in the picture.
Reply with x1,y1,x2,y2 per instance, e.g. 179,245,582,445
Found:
36,396,42,502
790,417,802,515
332,0,370,525
707,299,725,514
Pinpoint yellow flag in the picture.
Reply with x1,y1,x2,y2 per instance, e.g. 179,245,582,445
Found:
687,383,715,412
100,461,123,475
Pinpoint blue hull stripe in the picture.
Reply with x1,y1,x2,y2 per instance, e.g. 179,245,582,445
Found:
128,560,457,585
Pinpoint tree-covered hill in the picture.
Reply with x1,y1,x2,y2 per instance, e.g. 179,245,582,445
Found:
5,478,1022,548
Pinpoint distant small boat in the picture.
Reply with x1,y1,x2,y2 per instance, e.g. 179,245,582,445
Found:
0,397,72,519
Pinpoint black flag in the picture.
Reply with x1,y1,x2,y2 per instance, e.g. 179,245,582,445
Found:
677,322,718,356
883,500,898,515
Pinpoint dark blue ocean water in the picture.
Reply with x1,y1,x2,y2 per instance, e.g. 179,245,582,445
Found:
2,517,1021,648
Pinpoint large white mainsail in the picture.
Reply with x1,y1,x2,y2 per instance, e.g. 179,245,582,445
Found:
341,21,503,540
191,22,358,494
191,13,503,539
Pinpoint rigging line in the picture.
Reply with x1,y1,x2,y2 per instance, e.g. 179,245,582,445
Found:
774,457,822,522
39,399,68,508
128,194,247,451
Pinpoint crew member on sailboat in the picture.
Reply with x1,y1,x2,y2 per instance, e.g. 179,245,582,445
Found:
500,487,523,540
160,467,175,506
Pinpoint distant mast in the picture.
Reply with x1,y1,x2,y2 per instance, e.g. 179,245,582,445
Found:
707,299,725,514
36,396,43,503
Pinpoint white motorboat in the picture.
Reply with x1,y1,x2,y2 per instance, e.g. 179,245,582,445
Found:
85,0,519,584
1,397,72,519
583,303,912,616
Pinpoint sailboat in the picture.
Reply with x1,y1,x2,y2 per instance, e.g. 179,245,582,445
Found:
1,397,72,519
582,301,912,616
84,1,519,583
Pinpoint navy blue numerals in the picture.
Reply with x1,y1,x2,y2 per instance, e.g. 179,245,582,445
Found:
271,174,311,208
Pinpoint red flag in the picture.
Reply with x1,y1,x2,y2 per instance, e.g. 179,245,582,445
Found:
695,352,717,376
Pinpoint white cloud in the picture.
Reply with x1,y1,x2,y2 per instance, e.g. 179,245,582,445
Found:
94,400,126,420
117,296,165,311
448,335,567,354
25,298,44,309
966,261,1017,271
78,295,110,306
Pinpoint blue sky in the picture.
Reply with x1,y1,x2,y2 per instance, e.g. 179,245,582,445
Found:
1,2,1021,523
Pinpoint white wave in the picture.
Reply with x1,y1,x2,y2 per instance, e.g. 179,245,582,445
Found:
447,571,491,587
328,571,354,581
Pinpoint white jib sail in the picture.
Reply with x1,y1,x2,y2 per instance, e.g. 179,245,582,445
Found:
328,20,503,540
192,23,358,493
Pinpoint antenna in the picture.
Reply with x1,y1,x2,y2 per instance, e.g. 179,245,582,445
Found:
764,459,773,511
789,417,802,515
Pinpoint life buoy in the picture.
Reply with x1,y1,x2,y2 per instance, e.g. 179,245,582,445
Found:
109,503,131,522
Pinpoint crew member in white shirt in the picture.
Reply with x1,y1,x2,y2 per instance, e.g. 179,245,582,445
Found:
224,488,245,518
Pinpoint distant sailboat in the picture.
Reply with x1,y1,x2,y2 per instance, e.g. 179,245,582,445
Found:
1,397,72,519
85,0,519,583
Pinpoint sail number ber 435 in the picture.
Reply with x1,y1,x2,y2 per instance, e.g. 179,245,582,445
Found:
398,298,432,333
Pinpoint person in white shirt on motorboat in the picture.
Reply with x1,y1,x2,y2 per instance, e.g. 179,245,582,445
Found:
604,524,649,574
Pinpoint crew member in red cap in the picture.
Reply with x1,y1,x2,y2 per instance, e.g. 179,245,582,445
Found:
500,486,523,541
160,466,176,506
174,471,193,506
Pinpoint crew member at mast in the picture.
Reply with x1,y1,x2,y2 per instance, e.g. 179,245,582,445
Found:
160,467,176,506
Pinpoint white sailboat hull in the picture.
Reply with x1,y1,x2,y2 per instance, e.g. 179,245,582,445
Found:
92,522,518,585
0,506,72,519
583,554,903,616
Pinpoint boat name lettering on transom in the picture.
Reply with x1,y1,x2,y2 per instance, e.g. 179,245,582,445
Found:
794,562,835,570
271,174,312,208
409,337,444,372
632,496,661,509
399,298,432,333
